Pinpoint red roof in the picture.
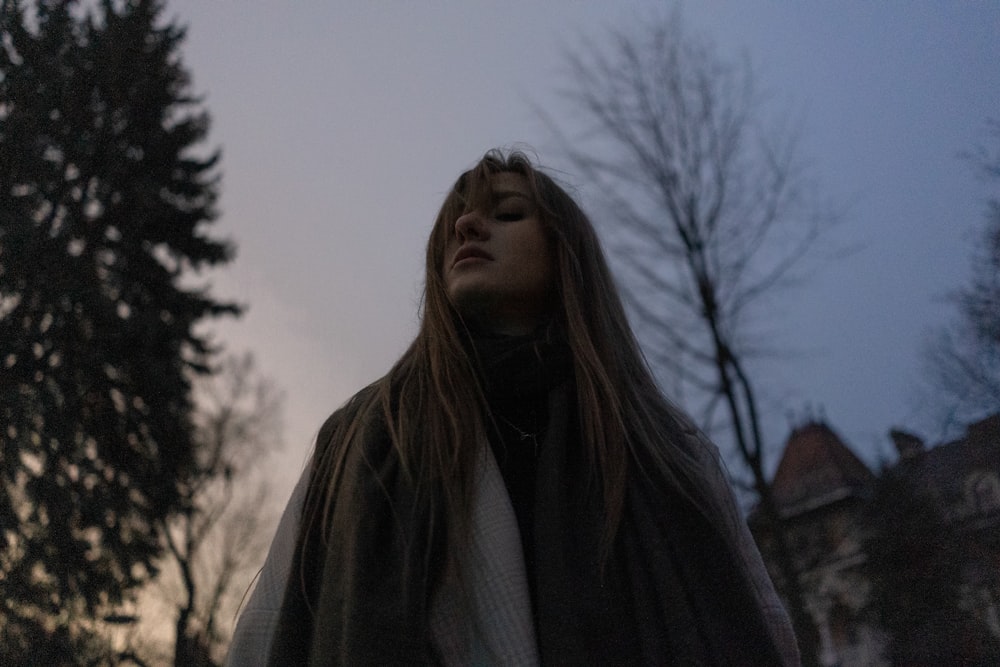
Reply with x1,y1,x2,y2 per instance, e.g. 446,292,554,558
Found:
771,421,875,515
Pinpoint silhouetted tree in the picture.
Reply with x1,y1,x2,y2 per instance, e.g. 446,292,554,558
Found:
924,121,1000,432
165,353,284,666
0,0,237,659
864,467,1000,665
546,11,835,664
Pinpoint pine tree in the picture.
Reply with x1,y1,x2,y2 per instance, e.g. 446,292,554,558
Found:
0,0,238,658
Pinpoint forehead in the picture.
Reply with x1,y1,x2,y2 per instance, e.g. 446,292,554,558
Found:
488,172,531,199
462,171,532,213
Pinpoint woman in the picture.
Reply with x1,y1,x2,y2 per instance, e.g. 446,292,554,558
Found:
227,150,800,665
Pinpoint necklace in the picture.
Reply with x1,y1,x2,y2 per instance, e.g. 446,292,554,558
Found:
495,413,541,456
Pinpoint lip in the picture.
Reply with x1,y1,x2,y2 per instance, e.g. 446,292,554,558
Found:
451,245,493,268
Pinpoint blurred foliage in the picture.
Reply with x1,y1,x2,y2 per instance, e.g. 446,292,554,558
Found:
0,0,237,660
863,467,1000,665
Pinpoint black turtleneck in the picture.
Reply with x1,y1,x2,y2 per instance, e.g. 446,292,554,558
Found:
468,332,572,606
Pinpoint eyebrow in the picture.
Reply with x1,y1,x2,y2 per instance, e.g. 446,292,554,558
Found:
492,190,532,203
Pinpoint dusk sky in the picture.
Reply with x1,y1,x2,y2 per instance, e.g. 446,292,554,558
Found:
168,1,1000,499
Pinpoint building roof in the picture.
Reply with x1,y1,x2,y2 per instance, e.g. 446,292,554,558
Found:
770,421,875,517
891,414,1000,523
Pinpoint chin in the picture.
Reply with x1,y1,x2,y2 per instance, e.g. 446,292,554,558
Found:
448,279,490,307
448,287,499,324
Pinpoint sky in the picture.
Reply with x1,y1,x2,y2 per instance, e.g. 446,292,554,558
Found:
166,1,1000,499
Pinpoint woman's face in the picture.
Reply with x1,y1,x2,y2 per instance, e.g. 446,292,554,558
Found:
442,172,553,335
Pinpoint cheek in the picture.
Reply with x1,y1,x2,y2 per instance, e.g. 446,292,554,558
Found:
526,234,554,290
440,238,457,277
538,253,555,293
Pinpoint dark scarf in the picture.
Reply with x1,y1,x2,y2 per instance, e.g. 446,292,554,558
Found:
267,333,783,665
474,334,783,665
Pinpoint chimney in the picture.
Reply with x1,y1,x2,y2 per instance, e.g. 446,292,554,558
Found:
890,428,925,460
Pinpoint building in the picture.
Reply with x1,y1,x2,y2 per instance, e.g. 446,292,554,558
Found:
750,414,1000,666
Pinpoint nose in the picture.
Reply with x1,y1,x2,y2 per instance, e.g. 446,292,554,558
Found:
454,210,489,242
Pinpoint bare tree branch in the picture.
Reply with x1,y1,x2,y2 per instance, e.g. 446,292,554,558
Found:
921,121,1000,436
149,353,285,666
544,10,837,664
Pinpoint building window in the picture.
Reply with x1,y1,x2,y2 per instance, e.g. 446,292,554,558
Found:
967,471,1000,514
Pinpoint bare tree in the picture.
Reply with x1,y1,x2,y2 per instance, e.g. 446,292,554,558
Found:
159,353,284,666
546,11,835,664
923,121,1000,434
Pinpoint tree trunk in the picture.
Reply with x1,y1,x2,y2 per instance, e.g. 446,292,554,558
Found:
706,307,820,665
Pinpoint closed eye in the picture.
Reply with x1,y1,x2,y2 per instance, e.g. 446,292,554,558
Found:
495,211,525,222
